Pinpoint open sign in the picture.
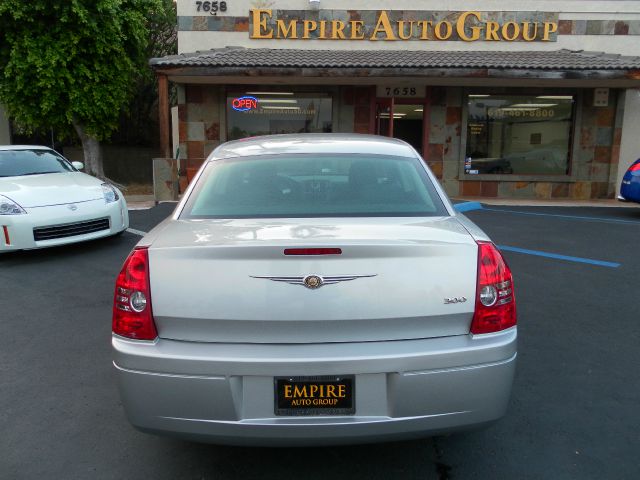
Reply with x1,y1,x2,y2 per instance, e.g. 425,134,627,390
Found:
232,96,259,111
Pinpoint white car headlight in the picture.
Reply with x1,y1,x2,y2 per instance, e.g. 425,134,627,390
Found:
102,183,120,204
0,195,26,215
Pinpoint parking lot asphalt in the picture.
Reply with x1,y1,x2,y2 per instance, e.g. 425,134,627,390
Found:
1,202,639,479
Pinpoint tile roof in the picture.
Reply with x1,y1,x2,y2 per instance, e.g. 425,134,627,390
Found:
151,48,640,70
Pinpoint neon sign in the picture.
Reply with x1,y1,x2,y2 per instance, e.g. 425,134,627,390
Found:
232,96,259,111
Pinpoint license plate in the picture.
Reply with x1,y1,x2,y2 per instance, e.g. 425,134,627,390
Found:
274,376,355,416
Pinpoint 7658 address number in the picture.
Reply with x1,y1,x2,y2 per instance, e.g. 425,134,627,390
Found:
195,1,227,15
386,87,417,97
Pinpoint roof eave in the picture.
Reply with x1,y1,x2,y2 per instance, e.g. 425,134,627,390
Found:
151,64,640,81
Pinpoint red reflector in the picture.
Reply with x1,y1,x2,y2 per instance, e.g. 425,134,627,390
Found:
112,247,158,341
284,248,342,256
471,241,517,335
2,226,9,245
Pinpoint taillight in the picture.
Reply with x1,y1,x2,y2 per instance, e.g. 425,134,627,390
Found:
112,247,157,340
471,241,516,335
629,162,640,172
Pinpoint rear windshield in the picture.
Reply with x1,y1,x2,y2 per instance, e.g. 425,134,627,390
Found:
0,149,75,177
181,154,448,218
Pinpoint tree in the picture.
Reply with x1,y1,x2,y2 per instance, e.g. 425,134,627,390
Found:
111,0,177,147
0,0,165,178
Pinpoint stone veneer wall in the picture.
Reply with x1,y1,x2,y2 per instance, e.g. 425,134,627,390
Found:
177,85,223,185
177,84,622,199
431,88,622,199
427,87,464,197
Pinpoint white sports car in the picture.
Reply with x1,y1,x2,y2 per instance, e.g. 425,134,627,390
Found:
0,145,128,252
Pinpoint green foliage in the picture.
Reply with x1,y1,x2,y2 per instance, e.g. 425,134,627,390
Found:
112,0,177,146
147,0,178,63
0,0,164,140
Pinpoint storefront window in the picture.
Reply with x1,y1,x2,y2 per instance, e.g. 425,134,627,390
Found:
227,92,332,140
465,94,574,175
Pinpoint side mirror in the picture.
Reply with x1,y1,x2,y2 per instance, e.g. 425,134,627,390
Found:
72,161,84,170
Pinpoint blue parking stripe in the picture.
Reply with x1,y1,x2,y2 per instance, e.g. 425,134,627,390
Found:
453,201,484,213
497,245,621,268
483,208,640,225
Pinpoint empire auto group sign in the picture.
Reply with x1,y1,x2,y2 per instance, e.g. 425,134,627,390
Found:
250,9,559,42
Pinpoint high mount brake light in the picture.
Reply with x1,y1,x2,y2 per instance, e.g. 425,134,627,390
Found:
112,247,157,340
284,248,342,256
471,241,517,335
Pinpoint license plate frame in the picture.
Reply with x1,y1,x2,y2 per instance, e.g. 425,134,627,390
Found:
274,375,355,416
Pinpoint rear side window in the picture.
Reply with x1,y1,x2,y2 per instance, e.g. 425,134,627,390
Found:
181,154,448,218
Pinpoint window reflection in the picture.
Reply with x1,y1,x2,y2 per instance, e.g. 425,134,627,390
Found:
227,92,332,140
465,94,574,175
0,149,74,177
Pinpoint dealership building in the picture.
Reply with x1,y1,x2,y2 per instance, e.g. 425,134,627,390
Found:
151,0,640,200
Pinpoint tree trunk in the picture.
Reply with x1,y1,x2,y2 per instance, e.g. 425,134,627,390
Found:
73,121,105,178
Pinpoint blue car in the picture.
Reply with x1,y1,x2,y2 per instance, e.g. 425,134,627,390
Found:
619,158,640,203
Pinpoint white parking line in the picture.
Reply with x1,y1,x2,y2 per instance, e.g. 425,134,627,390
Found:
126,228,148,237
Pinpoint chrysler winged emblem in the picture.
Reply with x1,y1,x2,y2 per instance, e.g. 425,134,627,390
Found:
251,274,376,290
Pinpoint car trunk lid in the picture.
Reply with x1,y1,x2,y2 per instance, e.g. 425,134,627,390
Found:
148,217,478,344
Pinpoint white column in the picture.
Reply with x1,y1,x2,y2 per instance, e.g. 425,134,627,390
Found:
617,88,640,197
171,106,179,159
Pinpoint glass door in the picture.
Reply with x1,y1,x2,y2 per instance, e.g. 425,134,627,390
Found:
375,98,393,137
392,103,426,156
374,97,427,156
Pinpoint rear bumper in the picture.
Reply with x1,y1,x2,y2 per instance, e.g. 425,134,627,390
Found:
0,199,128,252
113,328,517,446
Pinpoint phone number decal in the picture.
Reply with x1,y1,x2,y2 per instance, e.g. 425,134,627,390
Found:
488,108,556,119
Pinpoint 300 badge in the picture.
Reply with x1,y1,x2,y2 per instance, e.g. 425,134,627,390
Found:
275,376,355,416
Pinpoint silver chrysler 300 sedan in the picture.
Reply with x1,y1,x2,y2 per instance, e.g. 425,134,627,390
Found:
112,134,517,446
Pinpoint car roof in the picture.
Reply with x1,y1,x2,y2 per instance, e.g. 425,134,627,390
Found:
210,134,419,160
0,145,53,151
